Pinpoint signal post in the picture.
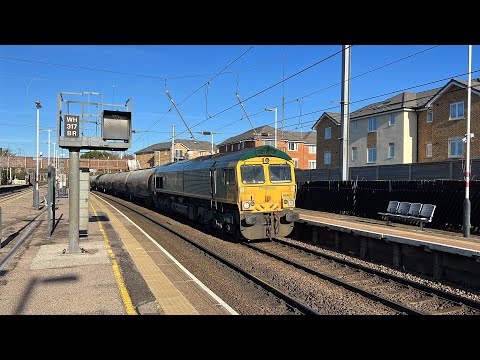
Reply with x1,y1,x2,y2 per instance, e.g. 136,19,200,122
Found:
57,92,132,253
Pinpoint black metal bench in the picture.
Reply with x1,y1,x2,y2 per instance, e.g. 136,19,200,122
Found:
378,201,436,231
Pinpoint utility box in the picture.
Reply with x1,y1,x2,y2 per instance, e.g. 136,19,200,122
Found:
102,110,132,141
79,168,90,237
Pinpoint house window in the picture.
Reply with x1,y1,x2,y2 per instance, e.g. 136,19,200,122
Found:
308,160,316,169
292,158,299,168
351,147,357,162
388,143,394,158
309,145,316,154
351,121,358,131
288,142,298,151
175,149,184,159
389,114,396,126
368,117,377,132
200,151,205,156
450,102,464,120
367,147,377,163
449,138,464,158
325,127,331,139
264,140,275,147
324,151,331,165
427,110,433,123
426,143,432,157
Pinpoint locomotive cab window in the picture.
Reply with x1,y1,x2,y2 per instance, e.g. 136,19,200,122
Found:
240,164,265,184
223,168,236,185
269,164,292,182
155,176,163,189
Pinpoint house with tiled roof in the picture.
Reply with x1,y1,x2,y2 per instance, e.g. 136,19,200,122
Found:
135,139,214,169
218,125,317,169
419,78,480,163
313,76,479,170
310,112,341,170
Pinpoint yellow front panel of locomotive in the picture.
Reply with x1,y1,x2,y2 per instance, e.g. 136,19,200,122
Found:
237,157,295,213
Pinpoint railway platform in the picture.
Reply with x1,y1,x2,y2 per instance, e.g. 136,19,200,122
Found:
0,187,234,315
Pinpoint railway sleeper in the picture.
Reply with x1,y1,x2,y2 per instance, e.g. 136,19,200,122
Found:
429,305,464,315
405,295,436,304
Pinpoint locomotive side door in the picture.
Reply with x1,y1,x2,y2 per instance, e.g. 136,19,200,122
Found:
210,162,217,210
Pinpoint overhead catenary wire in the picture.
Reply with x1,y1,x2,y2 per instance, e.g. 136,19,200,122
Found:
133,45,255,145
212,69,480,136
163,46,349,143
228,45,442,124
236,92,259,137
278,76,480,131
165,85,197,142
0,55,235,81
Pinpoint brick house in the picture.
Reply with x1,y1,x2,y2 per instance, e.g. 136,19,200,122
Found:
311,112,341,169
311,77,480,173
135,139,214,169
419,78,480,162
218,125,317,169
313,88,441,168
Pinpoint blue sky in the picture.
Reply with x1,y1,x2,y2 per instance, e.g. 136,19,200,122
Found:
0,45,478,157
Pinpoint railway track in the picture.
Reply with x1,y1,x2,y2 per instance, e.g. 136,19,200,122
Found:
94,192,320,315
0,187,32,205
243,238,480,315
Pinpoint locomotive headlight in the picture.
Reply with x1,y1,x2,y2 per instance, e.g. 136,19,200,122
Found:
288,200,295,207
243,202,250,209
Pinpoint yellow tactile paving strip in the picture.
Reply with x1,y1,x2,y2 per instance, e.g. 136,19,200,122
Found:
298,209,480,252
90,196,199,315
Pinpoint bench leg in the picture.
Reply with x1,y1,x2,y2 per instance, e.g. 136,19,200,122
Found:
420,221,424,231
386,216,390,226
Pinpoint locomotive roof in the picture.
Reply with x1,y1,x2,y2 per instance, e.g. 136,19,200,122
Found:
153,145,291,173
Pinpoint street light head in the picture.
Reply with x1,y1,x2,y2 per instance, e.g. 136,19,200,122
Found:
34,100,42,108
265,107,276,112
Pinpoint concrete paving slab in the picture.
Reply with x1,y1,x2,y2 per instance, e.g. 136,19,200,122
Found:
30,241,110,270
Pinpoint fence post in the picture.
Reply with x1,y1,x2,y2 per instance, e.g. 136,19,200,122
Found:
449,161,453,179
408,164,412,180
376,165,379,180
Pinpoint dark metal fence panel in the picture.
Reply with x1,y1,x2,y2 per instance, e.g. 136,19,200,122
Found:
327,169,341,181
296,181,354,214
411,162,451,180
350,167,376,180
354,181,391,218
471,160,480,181
296,179,480,234
452,161,466,180
295,160,480,182
295,170,310,183
378,164,410,180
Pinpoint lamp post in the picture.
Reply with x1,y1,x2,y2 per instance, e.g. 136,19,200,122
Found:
265,107,278,149
464,45,473,238
197,131,216,154
34,100,41,209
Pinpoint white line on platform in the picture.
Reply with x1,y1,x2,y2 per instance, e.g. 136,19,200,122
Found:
93,193,239,315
